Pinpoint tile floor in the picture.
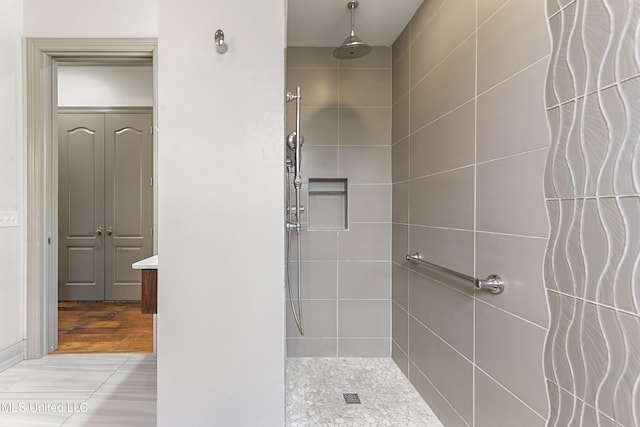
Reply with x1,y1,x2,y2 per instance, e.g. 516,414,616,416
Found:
0,355,440,426
0,354,156,426
287,358,443,426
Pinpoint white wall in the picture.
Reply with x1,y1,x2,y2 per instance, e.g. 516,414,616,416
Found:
157,0,286,425
0,0,24,355
18,2,286,424
58,66,153,107
23,0,157,37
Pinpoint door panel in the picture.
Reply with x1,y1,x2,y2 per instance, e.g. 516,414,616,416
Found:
105,114,153,300
58,113,105,301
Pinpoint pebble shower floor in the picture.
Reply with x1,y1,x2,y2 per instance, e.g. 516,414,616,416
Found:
286,358,443,426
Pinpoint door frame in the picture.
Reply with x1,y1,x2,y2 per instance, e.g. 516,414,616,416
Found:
25,38,157,359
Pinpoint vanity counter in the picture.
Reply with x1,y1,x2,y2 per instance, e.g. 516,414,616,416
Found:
132,255,158,314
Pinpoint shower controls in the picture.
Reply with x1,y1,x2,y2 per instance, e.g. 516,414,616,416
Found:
286,85,305,335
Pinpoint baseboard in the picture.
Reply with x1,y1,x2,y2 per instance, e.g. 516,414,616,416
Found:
0,341,24,373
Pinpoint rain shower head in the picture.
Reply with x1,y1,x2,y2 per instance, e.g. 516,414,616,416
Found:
333,0,371,60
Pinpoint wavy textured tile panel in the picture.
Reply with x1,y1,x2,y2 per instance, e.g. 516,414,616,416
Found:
583,0,613,93
580,301,608,407
566,199,586,298
614,312,640,427
550,102,578,198
616,76,640,195
616,2,640,81
545,0,640,424
596,86,627,197
581,200,609,302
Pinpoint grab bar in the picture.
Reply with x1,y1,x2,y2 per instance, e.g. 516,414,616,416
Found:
405,252,505,294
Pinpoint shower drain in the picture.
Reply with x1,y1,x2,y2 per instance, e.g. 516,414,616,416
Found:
343,393,361,404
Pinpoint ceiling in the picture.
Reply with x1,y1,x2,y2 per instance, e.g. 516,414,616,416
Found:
287,0,424,47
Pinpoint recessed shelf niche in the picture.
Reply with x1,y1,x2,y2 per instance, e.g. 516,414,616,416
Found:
308,178,348,230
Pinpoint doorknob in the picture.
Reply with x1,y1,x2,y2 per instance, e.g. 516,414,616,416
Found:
106,226,113,236
95,226,103,236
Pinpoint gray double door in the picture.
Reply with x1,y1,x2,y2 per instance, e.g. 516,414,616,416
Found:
58,112,153,301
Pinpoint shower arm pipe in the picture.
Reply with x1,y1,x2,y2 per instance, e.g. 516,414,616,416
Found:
349,2,356,37
405,252,505,294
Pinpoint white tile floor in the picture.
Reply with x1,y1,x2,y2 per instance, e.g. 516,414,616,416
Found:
287,358,443,427
0,354,156,426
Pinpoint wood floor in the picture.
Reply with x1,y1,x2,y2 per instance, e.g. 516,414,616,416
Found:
54,301,153,354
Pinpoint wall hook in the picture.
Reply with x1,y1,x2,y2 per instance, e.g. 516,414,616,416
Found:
215,29,228,54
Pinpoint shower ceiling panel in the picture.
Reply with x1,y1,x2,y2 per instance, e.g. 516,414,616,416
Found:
287,0,423,47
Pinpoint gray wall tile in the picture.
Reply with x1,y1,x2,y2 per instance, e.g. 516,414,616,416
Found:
338,300,391,337
408,225,474,279
338,338,390,357
339,147,391,184
338,223,390,261
338,261,391,299
410,103,475,178
303,146,339,179
287,261,337,300
349,184,391,223
391,0,552,419
287,68,339,106
475,370,546,427
287,338,337,357
340,68,391,107
478,0,509,25
410,0,447,42
475,301,548,416
392,24,411,65
287,107,339,146
287,47,339,68
409,166,474,229
477,59,550,162
476,232,549,327
339,47,390,69
409,318,473,424
409,363,469,427
286,300,337,338
392,224,408,265
392,95,410,143
411,0,475,86
392,138,409,183
392,342,409,376
299,229,338,261
392,49,410,104
392,263,409,310
476,149,549,237
409,271,474,359
477,0,549,92
410,37,475,133
392,181,409,224
392,303,408,353
339,107,391,146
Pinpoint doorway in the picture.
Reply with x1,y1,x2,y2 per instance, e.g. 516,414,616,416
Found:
57,110,153,301
25,39,158,358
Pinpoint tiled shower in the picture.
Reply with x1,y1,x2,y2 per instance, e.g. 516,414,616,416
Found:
286,0,640,425
286,47,393,357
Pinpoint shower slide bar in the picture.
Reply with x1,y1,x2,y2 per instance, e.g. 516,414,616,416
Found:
405,252,505,294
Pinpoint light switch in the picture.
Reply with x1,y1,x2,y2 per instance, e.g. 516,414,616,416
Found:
0,211,18,228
